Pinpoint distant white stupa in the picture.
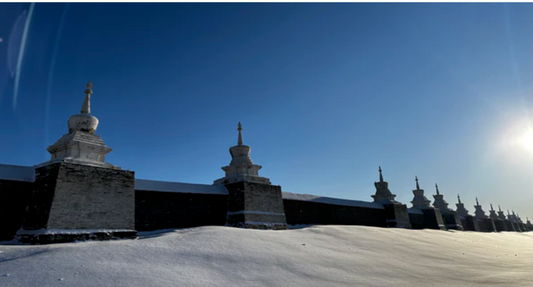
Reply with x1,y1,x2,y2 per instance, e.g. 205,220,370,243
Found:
214,122,271,185
410,176,432,209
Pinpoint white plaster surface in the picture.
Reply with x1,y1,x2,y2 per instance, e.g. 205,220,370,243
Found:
0,164,35,182
282,192,384,209
135,179,228,195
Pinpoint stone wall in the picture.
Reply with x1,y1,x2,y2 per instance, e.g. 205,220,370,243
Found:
0,179,34,241
135,190,227,231
22,162,135,231
461,216,480,231
283,199,387,227
408,212,425,229
225,181,287,229
21,165,60,231
441,212,463,230
384,203,412,228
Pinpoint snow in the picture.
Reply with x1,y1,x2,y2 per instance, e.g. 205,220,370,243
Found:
1,225,531,287
408,207,424,214
135,179,228,195
282,192,384,209
16,229,136,235
0,164,35,182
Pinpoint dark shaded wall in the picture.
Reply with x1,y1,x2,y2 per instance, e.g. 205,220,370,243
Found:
225,181,287,229
409,213,425,229
135,190,228,231
283,199,387,227
461,216,480,231
441,212,463,230
476,218,496,232
0,180,34,241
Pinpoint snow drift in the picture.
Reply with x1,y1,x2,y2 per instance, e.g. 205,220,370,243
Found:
0,225,532,287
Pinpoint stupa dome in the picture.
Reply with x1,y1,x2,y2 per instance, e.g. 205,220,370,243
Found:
67,81,98,134
68,113,98,134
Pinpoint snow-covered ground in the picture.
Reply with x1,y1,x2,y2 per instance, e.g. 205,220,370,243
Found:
1,226,532,287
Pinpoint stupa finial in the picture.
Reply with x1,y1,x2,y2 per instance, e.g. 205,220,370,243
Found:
476,197,479,206
490,203,494,211
415,176,420,190
435,183,440,195
457,194,462,204
499,205,502,212
379,166,383,182
237,122,243,145
81,81,93,114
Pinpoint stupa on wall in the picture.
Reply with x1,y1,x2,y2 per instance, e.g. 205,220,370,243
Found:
214,123,287,230
17,82,136,244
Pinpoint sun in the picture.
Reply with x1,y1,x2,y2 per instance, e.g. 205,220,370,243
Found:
516,127,533,154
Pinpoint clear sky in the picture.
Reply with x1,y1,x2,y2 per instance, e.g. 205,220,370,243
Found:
1,3,533,219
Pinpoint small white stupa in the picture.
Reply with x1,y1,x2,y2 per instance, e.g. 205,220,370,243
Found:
432,183,451,213
488,204,499,220
214,123,271,185
455,194,470,217
497,205,506,220
410,176,432,209
371,167,398,204
45,82,119,169
473,197,488,220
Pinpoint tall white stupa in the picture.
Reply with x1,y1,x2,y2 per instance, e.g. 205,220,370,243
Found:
44,82,118,169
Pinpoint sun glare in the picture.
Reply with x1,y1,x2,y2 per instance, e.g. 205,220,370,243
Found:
516,127,533,154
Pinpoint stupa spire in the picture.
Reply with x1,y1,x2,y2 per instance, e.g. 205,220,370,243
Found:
81,81,93,114
379,166,383,182
476,197,480,206
490,204,494,211
237,122,243,145
435,183,440,195
499,205,502,212
457,194,462,204
415,176,420,190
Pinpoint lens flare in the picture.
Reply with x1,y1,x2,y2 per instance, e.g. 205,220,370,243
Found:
12,3,35,111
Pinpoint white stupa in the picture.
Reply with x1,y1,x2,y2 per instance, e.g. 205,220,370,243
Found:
488,204,499,220
455,194,470,217
432,183,452,213
497,205,506,220
45,82,119,169
214,123,271,185
371,167,398,204
473,197,488,220
410,176,432,209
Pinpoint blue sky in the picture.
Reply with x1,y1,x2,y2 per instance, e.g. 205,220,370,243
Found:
1,3,533,219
